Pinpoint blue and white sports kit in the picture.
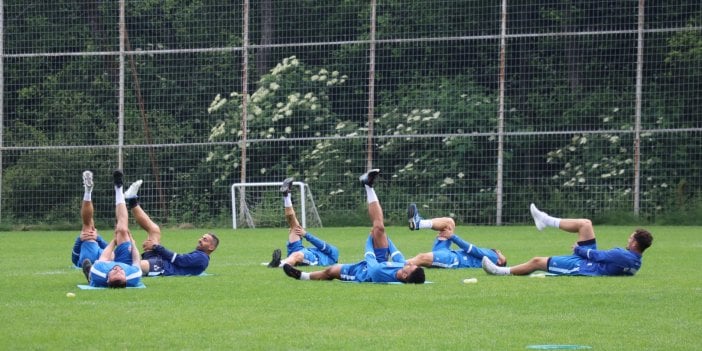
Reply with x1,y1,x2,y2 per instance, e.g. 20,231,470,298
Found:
339,234,407,283
430,234,499,269
286,232,339,266
89,261,142,287
88,241,142,287
143,244,210,276
71,234,109,267
547,239,642,276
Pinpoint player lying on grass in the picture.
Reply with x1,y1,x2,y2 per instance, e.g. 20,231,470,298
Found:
283,169,425,284
71,170,110,268
122,178,220,277
482,203,653,276
82,170,142,288
405,203,507,269
266,177,340,268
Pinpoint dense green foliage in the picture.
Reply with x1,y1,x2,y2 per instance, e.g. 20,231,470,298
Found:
1,1,701,225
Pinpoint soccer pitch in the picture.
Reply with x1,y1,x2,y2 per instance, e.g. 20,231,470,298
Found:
1,225,699,350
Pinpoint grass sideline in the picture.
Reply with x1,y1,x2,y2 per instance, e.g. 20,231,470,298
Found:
0,225,699,350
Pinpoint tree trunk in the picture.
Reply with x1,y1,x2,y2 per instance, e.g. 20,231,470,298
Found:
256,0,274,77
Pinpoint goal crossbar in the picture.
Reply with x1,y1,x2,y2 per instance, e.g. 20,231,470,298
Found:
231,181,312,229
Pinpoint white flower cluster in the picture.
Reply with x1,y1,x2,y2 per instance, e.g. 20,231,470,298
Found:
546,131,648,188
270,56,300,76
209,121,227,140
207,94,228,114
439,177,455,188
310,68,348,86
379,108,441,136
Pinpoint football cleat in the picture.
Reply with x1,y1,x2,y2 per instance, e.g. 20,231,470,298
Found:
283,264,302,280
81,258,92,282
267,249,282,268
82,171,94,193
124,180,143,199
113,169,124,188
481,256,500,275
530,203,546,231
359,169,380,187
280,178,294,195
407,203,422,230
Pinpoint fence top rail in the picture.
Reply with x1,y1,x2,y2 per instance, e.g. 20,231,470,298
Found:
231,181,306,188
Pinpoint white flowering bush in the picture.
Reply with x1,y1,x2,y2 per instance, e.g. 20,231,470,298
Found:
545,106,666,212
206,56,356,189
370,76,499,217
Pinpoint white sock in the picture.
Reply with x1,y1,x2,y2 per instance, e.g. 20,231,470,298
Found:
365,185,378,204
300,272,311,280
283,194,293,208
419,219,433,229
115,186,125,205
495,266,512,275
539,211,561,228
83,191,92,202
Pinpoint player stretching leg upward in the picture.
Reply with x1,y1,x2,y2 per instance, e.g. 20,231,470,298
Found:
482,204,652,277
267,177,339,268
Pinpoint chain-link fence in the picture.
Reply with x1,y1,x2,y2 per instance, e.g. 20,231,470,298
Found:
1,1,701,227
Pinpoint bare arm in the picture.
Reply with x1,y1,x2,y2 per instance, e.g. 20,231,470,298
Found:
98,239,116,261
130,234,141,266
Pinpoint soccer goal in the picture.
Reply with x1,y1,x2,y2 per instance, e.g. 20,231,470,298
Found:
230,181,323,229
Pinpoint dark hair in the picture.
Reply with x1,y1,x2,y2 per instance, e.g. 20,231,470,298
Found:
107,278,127,289
491,249,507,267
405,267,425,284
633,228,653,252
208,232,220,248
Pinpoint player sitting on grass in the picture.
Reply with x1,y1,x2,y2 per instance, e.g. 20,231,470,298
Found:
283,169,425,284
71,170,110,268
266,177,339,268
482,203,653,277
405,203,507,269
82,170,142,288
121,179,220,277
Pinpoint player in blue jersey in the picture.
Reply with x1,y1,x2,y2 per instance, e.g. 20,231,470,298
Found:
82,170,143,288
405,204,507,269
283,169,425,284
482,203,653,277
121,180,220,277
266,177,339,268
70,170,110,268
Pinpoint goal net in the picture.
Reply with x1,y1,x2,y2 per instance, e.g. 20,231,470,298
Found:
230,181,323,229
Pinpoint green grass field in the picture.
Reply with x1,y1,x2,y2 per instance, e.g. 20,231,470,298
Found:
1,225,699,350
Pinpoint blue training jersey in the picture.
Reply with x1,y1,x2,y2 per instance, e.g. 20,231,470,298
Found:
160,250,210,276
361,234,404,283
573,246,642,276
89,261,142,287
365,261,405,283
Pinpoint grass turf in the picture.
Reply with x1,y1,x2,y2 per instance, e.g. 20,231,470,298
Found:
0,225,699,350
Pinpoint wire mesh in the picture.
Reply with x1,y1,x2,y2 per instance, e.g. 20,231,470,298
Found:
1,1,701,227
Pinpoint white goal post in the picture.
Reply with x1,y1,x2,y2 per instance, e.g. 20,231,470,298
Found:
230,181,322,229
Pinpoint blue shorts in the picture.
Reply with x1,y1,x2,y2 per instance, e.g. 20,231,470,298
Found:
113,242,134,265
78,241,103,267
286,241,337,266
339,262,368,282
430,239,497,268
432,249,461,268
548,241,598,275
144,257,165,276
